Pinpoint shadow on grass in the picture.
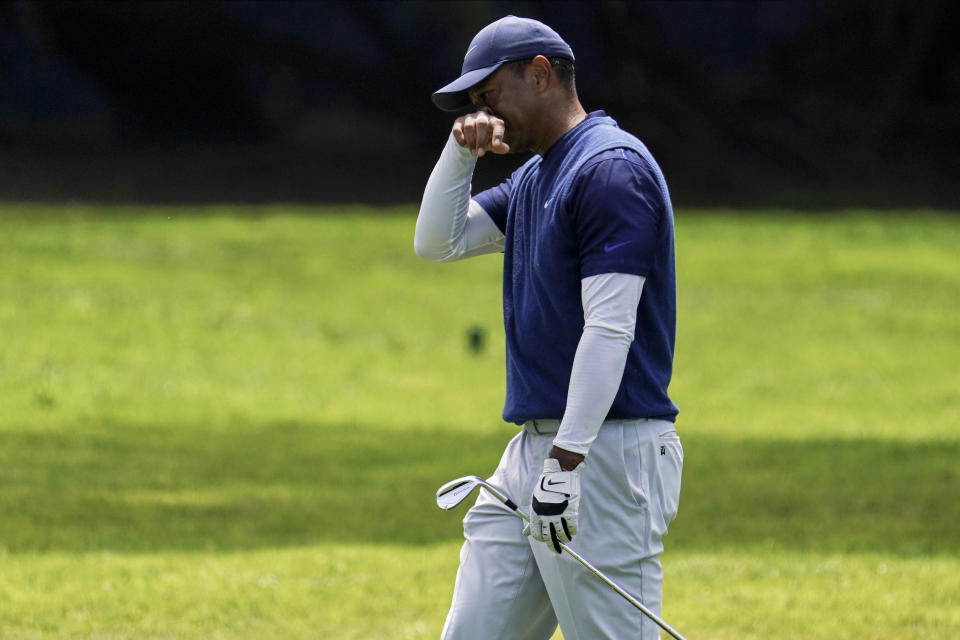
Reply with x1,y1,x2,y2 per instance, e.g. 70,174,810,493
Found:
0,422,956,555
673,435,959,555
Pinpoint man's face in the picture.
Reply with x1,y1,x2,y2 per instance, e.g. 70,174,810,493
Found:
468,62,538,153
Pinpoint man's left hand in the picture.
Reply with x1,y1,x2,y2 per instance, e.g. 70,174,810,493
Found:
525,458,584,553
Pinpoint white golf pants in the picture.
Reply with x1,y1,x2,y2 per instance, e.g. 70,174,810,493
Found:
440,418,683,640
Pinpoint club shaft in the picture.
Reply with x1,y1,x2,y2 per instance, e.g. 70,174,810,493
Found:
476,480,690,640
554,542,689,640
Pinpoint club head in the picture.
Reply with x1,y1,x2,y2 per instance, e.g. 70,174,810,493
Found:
436,475,483,510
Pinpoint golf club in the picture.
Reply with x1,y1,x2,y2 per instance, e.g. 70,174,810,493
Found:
436,475,691,640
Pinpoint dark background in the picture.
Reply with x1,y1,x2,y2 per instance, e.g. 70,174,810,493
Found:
2,0,957,208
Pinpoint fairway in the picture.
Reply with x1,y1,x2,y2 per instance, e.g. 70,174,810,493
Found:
0,204,957,639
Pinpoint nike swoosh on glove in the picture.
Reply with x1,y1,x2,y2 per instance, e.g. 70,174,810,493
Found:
524,458,584,554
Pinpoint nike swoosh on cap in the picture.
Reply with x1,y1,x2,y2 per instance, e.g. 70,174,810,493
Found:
464,44,479,59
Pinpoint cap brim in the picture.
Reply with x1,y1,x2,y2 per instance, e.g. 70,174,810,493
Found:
432,62,504,111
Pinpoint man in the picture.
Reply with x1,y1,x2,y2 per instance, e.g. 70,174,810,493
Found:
415,15,683,640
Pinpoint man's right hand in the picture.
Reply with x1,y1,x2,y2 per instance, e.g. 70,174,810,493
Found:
452,109,510,157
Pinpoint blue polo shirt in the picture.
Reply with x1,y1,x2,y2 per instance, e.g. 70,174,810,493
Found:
474,111,678,424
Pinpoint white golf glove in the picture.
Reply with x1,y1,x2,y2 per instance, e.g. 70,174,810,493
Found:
524,458,584,554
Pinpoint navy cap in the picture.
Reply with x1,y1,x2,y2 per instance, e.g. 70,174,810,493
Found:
432,16,575,112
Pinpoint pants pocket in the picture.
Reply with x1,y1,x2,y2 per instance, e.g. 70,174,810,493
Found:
655,429,684,530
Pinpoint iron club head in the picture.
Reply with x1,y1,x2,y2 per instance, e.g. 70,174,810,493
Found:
436,475,484,510
436,475,524,517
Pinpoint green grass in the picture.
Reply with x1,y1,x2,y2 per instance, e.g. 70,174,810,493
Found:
0,204,958,638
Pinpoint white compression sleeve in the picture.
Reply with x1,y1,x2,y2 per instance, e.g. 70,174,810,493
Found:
414,133,505,262
553,272,645,456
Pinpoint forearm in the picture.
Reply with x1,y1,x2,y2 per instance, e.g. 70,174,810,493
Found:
553,327,632,457
553,273,644,459
414,133,504,261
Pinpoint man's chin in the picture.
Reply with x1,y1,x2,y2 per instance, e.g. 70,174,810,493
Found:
503,135,526,155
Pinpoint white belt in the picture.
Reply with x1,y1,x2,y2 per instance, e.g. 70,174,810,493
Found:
523,419,561,435
523,417,670,436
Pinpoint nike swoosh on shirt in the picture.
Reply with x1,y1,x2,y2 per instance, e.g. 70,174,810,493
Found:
604,240,632,252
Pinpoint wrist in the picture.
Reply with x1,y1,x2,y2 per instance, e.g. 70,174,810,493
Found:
548,446,585,471
446,132,479,165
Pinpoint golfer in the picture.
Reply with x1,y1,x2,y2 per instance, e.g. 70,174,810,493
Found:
415,16,683,640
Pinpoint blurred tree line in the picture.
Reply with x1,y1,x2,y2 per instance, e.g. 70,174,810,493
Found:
1,0,957,207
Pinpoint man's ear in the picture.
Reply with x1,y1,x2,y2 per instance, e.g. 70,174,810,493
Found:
530,55,551,91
